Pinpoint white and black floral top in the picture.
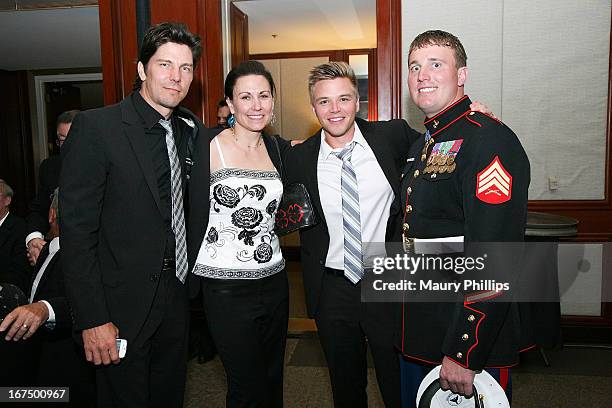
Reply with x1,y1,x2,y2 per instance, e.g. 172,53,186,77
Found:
193,137,285,279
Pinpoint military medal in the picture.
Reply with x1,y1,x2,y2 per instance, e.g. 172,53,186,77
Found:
429,139,463,175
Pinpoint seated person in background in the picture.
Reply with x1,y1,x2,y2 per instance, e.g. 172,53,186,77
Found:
0,188,95,407
0,179,28,292
26,110,79,266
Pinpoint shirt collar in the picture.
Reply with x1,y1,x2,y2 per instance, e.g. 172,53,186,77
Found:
319,122,366,160
132,91,166,130
0,211,9,227
49,237,60,255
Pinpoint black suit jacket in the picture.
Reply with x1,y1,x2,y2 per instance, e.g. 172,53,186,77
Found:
284,118,420,317
0,212,29,292
60,94,213,341
27,154,61,236
30,245,71,331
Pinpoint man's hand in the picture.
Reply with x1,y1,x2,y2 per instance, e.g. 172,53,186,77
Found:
82,322,120,365
469,101,496,119
439,356,476,396
27,238,47,266
0,302,49,341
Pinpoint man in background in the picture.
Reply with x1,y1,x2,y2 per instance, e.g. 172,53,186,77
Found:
216,98,230,128
26,110,78,266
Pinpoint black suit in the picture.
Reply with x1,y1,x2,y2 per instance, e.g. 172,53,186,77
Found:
60,93,212,408
27,154,61,237
0,212,29,292
284,118,419,407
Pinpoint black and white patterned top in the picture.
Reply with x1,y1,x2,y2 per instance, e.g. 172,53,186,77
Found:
193,138,284,279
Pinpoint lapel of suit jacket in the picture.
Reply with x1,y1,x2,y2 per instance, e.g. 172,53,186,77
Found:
357,118,400,198
184,114,211,269
303,130,327,227
120,96,164,217
32,247,60,301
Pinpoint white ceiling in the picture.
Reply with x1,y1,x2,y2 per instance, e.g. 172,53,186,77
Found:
0,6,100,71
234,0,376,54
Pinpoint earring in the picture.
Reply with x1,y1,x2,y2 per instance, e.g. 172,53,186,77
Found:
227,114,236,128
270,112,277,126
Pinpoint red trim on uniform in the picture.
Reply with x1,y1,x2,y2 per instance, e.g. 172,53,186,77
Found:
401,303,406,352
465,115,482,127
480,111,503,124
464,290,504,305
430,111,471,138
424,95,469,124
398,352,523,369
399,353,442,366
484,362,519,369
519,344,537,353
447,355,469,369
464,303,486,367
498,368,509,390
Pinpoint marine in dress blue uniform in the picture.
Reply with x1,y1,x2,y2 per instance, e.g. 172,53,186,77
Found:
398,30,533,407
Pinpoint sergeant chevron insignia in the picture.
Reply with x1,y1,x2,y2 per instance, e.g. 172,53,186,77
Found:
476,156,512,204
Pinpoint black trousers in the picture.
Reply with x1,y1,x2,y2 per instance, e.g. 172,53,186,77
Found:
203,271,289,408
96,269,189,408
315,269,401,408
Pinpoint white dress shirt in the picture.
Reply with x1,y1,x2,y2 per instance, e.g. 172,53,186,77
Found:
317,123,394,270
29,237,60,326
0,211,9,227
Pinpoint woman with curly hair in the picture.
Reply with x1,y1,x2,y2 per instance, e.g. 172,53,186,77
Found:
191,60,290,407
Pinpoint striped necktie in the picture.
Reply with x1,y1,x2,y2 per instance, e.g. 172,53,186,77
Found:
159,118,188,283
333,141,363,284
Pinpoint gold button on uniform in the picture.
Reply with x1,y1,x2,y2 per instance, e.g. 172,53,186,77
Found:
433,120,439,128
462,334,469,341
431,173,437,179
407,187,412,195
414,170,420,178
469,111,475,116
468,315,475,322
421,154,427,162
406,205,412,213
456,352,463,359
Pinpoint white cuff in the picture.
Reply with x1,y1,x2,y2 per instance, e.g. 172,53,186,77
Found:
39,300,56,329
26,232,44,247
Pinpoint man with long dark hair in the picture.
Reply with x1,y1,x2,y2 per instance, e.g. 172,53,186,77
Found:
60,22,213,407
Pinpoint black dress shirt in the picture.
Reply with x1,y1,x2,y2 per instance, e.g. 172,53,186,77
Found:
131,92,189,257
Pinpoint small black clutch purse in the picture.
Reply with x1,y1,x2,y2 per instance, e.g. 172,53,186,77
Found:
275,182,319,236
271,136,319,236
